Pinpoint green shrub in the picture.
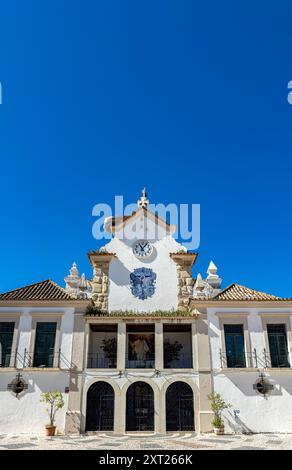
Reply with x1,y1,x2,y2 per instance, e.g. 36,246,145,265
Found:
40,390,64,427
208,392,231,428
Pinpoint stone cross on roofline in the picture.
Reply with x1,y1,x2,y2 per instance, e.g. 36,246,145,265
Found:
137,187,149,209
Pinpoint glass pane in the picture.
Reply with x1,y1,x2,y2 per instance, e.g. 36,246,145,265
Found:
34,322,57,367
224,324,245,368
0,322,14,367
267,324,290,368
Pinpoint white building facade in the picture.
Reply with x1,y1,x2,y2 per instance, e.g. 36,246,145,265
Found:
0,191,292,435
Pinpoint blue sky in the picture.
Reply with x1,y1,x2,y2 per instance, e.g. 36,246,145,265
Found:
0,1,292,296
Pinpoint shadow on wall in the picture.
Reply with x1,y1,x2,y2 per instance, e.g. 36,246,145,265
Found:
225,409,253,434
109,259,132,287
208,323,220,339
9,372,70,396
222,372,283,397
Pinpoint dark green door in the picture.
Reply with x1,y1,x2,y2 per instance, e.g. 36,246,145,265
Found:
267,324,290,367
224,324,246,367
0,322,14,367
34,322,57,367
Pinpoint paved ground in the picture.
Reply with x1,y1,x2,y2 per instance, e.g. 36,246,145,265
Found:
0,432,291,450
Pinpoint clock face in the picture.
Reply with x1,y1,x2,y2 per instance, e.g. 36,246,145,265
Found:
133,240,153,258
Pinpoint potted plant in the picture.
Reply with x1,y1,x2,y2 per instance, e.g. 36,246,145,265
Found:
101,337,117,368
40,390,64,436
208,392,231,435
163,339,183,368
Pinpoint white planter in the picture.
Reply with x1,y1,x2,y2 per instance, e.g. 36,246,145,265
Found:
213,426,224,435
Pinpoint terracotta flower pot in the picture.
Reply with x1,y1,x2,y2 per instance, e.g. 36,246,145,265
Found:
45,425,56,437
213,426,224,435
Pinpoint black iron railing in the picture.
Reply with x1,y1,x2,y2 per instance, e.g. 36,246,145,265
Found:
0,349,72,369
164,353,193,369
0,350,21,368
126,353,155,369
20,349,72,369
219,348,291,369
219,349,258,368
262,348,290,368
87,353,117,369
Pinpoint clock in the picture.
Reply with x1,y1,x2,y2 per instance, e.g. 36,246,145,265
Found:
133,240,153,258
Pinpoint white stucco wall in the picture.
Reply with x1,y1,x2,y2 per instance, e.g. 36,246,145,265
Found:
0,371,69,434
0,306,74,433
103,214,186,312
214,371,292,433
208,307,292,432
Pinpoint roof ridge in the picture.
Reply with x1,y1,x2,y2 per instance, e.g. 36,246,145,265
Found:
212,282,287,301
233,282,280,298
0,278,52,295
0,278,79,301
48,278,68,291
212,282,236,299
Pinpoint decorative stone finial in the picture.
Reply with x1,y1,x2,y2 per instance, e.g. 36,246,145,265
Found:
207,261,217,277
137,187,149,208
64,262,92,299
70,262,79,277
79,273,87,291
193,261,223,299
206,260,222,290
194,273,205,291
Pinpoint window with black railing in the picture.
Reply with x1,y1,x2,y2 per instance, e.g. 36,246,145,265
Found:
267,324,290,368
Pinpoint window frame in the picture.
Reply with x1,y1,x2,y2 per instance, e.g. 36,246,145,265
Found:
0,314,20,368
260,314,292,369
29,314,63,368
216,313,251,369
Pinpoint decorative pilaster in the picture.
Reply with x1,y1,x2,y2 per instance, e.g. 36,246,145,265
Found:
116,322,126,370
155,322,164,370
65,312,86,434
195,311,213,433
87,252,116,310
170,253,198,310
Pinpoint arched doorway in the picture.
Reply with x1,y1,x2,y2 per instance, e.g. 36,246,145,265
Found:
86,381,115,431
126,381,154,431
166,381,194,431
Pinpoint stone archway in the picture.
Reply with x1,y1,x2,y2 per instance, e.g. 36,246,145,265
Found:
165,381,194,431
85,381,115,431
126,381,154,431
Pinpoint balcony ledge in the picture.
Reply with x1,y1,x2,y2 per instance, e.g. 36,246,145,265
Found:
216,367,292,373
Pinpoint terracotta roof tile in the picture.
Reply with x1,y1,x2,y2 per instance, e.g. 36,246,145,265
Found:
0,279,75,301
212,283,289,301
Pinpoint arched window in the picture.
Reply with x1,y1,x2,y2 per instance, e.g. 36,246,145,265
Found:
126,381,154,431
86,381,115,431
166,381,194,431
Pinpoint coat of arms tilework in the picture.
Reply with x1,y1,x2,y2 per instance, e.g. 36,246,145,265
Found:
130,267,157,300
